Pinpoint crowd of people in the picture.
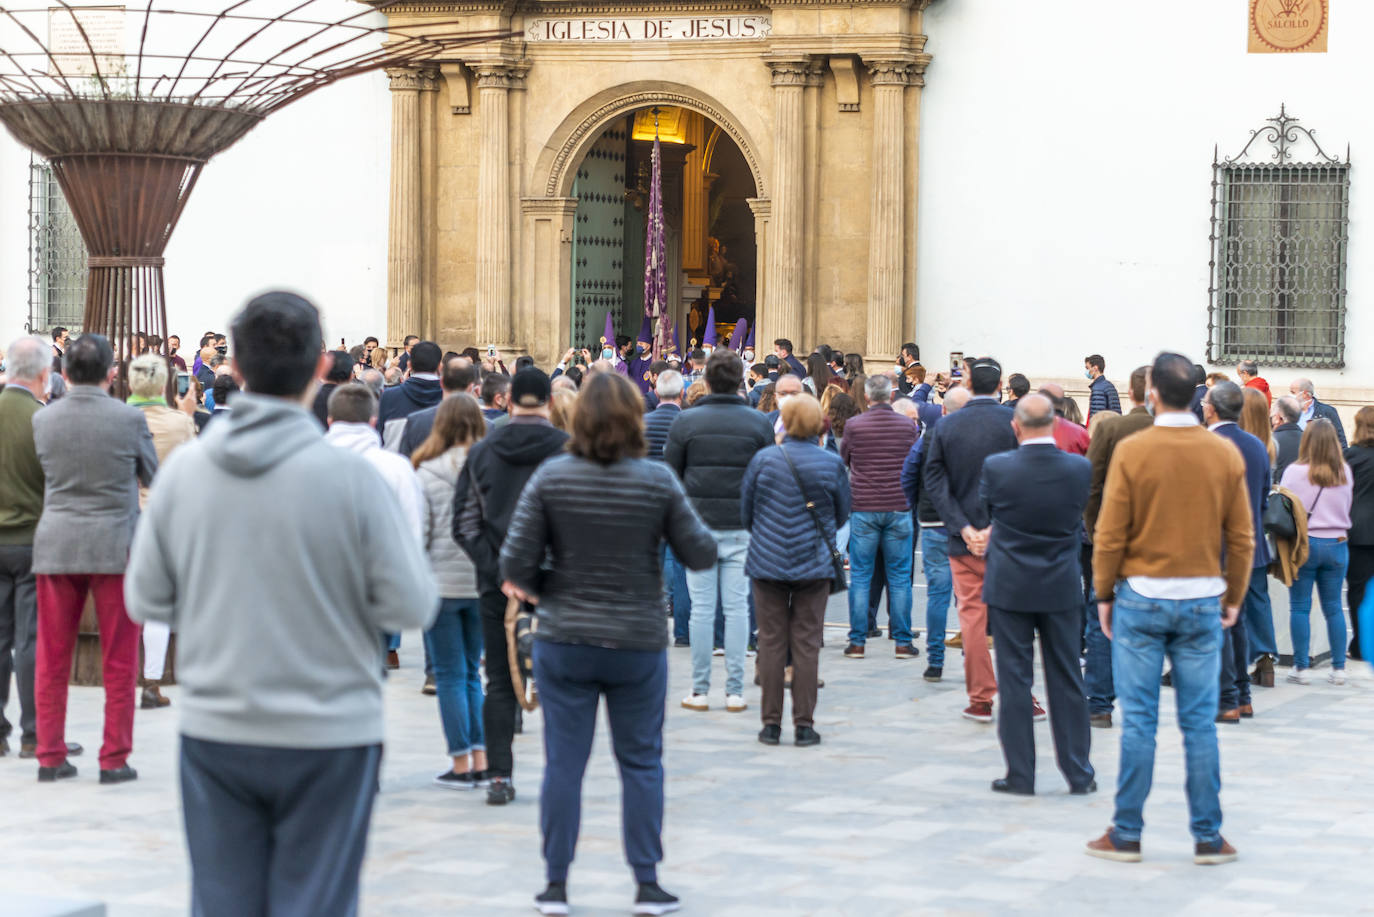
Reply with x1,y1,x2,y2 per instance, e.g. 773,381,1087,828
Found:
1,307,1372,916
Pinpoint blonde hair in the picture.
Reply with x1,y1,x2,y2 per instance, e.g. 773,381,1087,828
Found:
1298,419,1348,487
781,391,824,439
685,379,708,406
411,394,485,468
549,387,578,431
1088,409,1118,438
1240,387,1277,464
128,353,169,399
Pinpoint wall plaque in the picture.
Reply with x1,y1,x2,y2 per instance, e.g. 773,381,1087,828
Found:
526,15,771,43
48,5,126,77
1249,0,1328,53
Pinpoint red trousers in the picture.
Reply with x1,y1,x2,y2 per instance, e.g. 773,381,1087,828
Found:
949,555,998,706
35,574,139,769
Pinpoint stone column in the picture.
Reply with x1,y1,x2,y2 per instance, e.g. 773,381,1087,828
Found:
762,59,809,349
747,197,770,327
386,68,424,348
474,64,519,348
865,60,914,360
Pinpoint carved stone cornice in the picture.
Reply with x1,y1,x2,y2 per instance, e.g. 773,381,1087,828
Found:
866,59,916,87
804,59,825,88
767,58,813,87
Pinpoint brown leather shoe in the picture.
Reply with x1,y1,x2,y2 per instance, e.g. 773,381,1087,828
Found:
1238,704,1254,718
1216,708,1241,724
140,685,171,709
894,645,919,659
1089,713,1113,729
1086,830,1142,863
1194,836,1238,865
385,650,400,670
1250,656,1275,687
946,632,964,649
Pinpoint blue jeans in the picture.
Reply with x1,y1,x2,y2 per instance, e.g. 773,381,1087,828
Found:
920,527,952,666
687,528,750,696
1288,536,1350,670
1242,565,1276,662
662,544,691,642
423,598,485,757
847,511,914,646
534,642,665,885
1110,582,1223,844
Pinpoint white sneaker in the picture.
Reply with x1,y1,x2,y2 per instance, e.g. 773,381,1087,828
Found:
1287,668,1311,685
1329,669,1347,685
725,694,747,713
712,647,725,657
680,694,709,711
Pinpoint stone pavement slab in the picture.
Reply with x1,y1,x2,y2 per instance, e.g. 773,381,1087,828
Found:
0,590,1370,916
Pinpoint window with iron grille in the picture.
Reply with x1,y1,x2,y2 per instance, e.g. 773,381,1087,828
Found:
27,155,87,335
1208,107,1350,369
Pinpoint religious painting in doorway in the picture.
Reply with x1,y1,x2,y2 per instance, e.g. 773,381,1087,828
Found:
1249,0,1328,53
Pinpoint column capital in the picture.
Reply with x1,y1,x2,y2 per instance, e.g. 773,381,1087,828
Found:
471,62,527,90
746,197,771,220
866,60,917,87
386,67,433,92
766,58,813,87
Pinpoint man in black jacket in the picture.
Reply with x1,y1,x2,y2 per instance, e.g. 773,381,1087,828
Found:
1271,395,1303,483
980,394,1095,796
378,340,442,449
311,350,355,428
664,350,773,713
923,357,1018,723
1290,378,1347,448
453,368,568,805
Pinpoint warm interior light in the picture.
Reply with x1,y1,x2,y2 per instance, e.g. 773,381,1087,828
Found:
632,106,689,143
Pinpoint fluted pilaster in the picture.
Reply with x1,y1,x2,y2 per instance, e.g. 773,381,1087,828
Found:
386,67,430,348
762,59,809,349
475,64,520,347
865,60,914,360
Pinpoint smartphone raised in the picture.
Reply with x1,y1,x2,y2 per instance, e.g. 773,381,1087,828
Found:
176,372,191,396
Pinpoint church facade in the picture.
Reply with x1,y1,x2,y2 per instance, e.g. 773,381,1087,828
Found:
378,0,936,365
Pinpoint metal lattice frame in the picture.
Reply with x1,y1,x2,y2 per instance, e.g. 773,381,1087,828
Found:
0,2,508,393
1207,105,1351,369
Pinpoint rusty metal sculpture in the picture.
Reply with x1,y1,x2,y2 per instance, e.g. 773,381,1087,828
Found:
0,2,503,391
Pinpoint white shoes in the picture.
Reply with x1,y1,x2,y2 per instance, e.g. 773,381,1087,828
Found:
680,694,709,711
1329,669,1347,685
1287,668,1311,685
725,694,747,713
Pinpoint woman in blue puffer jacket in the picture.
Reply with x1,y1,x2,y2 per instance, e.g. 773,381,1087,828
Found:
740,395,851,748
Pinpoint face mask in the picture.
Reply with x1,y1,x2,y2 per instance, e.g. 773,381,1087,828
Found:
602,347,614,361
743,350,753,362
1084,370,1093,380
1146,392,1156,416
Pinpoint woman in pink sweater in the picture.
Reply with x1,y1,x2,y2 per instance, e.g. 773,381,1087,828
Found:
1279,418,1354,684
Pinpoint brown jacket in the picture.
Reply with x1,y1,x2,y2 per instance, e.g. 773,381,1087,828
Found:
1267,485,1310,587
1093,421,1255,607
1084,405,1155,537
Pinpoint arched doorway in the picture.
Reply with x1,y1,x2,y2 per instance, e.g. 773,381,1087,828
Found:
562,105,760,354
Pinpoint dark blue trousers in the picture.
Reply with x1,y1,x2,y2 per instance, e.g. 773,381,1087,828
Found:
533,641,666,885
180,735,382,917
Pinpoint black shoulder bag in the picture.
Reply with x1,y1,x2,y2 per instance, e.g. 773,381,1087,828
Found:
778,443,848,594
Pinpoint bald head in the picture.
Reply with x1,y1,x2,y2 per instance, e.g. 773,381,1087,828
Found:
943,387,970,415
776,374,803,397
1039,381,1065,400
1013,393,1055,441
892,398,918,422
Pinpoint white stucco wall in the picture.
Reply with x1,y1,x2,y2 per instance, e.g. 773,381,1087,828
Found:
918,0,1370,401
0,4,391,353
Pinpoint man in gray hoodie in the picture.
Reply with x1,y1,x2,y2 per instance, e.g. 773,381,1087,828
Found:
125,291,438,917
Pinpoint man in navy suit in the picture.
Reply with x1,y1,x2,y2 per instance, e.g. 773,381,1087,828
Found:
1202,381,1271,717
978,394,1096,795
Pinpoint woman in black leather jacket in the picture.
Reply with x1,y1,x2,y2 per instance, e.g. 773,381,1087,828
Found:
499,371,715,917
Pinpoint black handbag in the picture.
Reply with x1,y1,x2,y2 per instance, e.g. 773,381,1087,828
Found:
778,443,848,594
1263,487,1321,541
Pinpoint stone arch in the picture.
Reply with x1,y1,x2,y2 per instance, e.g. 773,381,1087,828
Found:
538,82,765,199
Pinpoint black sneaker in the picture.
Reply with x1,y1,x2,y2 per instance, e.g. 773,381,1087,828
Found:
758,724,781,745
434,769,486,790
633,881,681,916
795,726,821,747
866,627,882,638
37,760,77,782
923,665,943,682
673,637,689,647
534,881,569,915
486,777,516,806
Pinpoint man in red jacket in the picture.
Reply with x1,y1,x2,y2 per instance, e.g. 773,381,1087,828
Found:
1040,384,1089,455
1236,360,1271,407
839,375,919,659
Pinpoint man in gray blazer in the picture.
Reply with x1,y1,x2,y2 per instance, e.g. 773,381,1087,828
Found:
32,334,156,784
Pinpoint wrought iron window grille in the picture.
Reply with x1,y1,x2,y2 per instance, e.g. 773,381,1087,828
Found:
1207,105,1351,369
27,154,87,335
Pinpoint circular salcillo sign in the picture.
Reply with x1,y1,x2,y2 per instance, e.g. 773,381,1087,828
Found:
1251,0,1327,52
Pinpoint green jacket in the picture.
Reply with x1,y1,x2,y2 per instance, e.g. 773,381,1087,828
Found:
0,385,45,544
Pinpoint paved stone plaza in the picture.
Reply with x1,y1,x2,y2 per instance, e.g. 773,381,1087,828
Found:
1,591,1370,917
